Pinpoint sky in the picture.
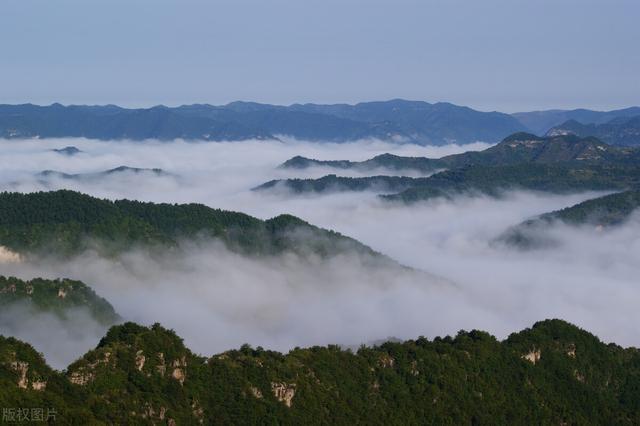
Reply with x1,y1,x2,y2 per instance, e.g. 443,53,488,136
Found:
0,0,638,112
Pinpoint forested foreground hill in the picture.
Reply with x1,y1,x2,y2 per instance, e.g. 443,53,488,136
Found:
0,190,390,263
1,319,639,424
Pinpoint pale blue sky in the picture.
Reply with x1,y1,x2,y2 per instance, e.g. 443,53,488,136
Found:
1,0,638,111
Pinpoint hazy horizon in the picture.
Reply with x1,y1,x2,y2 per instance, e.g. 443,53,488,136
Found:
2,0,638,112
2,98,640,114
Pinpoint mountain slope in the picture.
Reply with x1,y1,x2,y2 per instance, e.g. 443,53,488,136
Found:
547,115,640,147
254,174,426,194
2,319,640,424
0,190,391,263
0,276,119,326
268,134,640,198
498,190,640,248
280,153,446,174
280,133,640,173
382,163,640,203
36,166,170,182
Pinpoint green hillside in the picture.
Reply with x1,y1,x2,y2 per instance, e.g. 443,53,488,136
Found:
381,164,640,203
267,134,640,200
499,190,640,248
0,276,119,326
279,133,640,173
0,190,388,262
254,174,426,193
1,319,639,424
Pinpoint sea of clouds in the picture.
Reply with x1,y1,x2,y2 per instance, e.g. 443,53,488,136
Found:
0,137,638,368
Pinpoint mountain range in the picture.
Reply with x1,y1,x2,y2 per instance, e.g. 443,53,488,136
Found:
1,100,639,145
261,133,640,201
512,107,640,136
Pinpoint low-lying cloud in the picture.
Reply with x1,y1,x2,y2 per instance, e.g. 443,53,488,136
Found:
1,137,639,368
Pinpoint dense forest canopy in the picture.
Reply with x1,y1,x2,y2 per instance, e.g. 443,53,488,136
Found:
1,319,639,424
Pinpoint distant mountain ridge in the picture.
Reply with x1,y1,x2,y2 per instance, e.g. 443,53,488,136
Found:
2,101,639,145
0,100,526,145
512,107,640,135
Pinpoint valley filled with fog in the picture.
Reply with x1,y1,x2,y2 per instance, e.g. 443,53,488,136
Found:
1,137,639,369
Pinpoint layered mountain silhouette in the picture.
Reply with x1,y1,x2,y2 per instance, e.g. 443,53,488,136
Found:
547,115,640,147
263,133,640,201
0,100,525,145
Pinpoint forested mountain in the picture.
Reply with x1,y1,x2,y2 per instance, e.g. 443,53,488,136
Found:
265,134,640,199
0,100,525,145
547,115,640,147
280,133,640,173
512,107,640,135
280,153,445,174
254,174,425,194
0,276,120,326
0,190,390,263
498,190,640,248
36,166,170,182
381,164,640,203
2,319,640,424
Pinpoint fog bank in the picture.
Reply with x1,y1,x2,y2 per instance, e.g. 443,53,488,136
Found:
0,137,639,367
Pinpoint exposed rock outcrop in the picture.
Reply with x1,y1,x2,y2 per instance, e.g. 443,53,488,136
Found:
522,349,541,364
271,382,296,407
171,356,187,385
135,350,146,371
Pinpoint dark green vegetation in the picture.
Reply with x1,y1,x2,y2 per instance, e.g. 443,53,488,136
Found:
1,319,640,424
0,190,389,262
0,99,526,145
0,276,120,326
499,190,640,249
548,115,640,147
281,133,640,172
254,174,426,194
280,153,445,174
381,163,640,203
512,106,640,135
268,134,640,201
